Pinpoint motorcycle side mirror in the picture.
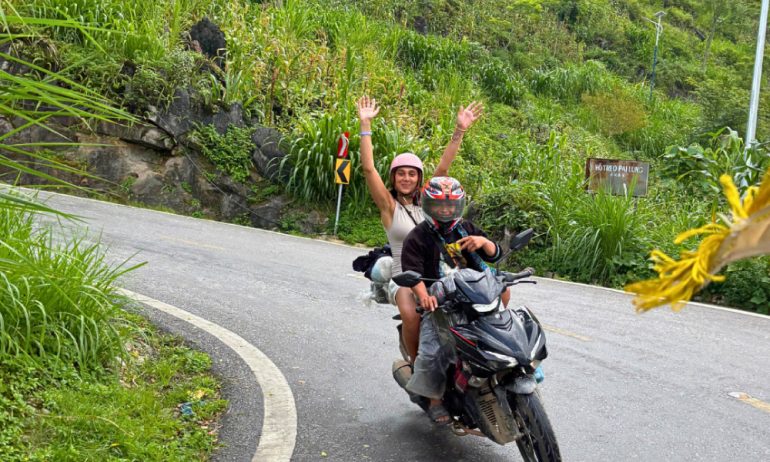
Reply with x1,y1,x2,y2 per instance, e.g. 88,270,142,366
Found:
509,228,534,252
495,228,535,267
392,270,422,288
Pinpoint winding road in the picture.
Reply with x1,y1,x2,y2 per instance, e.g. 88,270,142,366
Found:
41,192,770,462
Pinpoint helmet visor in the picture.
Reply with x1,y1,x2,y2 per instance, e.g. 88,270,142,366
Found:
422,196,466,223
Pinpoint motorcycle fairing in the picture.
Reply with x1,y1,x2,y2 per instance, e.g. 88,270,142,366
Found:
451,306,548,371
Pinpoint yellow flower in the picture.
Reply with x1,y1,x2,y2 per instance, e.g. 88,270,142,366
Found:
626,167,770,312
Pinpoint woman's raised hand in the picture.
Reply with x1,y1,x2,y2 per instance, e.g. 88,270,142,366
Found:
357,96,380,125
456,101,483,131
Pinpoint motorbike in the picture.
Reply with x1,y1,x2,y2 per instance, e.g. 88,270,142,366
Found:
391,229,561,462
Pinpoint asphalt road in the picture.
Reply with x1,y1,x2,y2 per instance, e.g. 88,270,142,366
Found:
40,192,770,462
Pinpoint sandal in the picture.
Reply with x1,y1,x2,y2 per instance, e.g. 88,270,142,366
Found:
427,403,451,426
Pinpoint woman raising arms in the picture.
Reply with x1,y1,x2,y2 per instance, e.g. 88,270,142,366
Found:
356,95,482,364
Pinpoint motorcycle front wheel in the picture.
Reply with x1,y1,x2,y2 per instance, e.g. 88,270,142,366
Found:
511,392,561,462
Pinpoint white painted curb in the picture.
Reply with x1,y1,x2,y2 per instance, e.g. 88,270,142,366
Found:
118,289,297,461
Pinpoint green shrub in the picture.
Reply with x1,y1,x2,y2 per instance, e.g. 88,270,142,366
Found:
478,58,528,107
620,95,702,158
472,181,549,241
334,204,387,247
192,124,256,182
661,128,770,195
1,319,227,460
698,257,770,314
394,28,476,71
695,74,750,135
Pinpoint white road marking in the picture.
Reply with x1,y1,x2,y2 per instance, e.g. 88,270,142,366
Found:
118,288,297,461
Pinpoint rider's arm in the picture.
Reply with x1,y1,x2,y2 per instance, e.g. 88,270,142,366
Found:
357,96,395,226
410,281,437,311
433,102,483,177
402,226,439,310
458,222,502,262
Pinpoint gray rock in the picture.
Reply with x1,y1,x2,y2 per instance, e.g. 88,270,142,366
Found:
250,195,290,230
213,103,244,133
148,88,245,140
3,120,76,147
251,127,287,181
97,122,175,152
82,138,163,184
299,210,329,234
148,88,195,138
220,194,248,220
163,156,196,185
131,171,164,204
0,116,13,136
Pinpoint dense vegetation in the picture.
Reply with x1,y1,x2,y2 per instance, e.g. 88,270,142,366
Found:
0,12,227,459
0,201,227,460
4,0,770,312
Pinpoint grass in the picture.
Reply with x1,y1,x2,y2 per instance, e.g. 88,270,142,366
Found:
547,186,650,285
0,199,141,370
0,197,227,459
1,314,227,461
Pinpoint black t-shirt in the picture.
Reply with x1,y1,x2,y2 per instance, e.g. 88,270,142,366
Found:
400,220,501,286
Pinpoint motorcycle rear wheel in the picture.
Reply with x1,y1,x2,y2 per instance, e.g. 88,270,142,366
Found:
511,392,561,462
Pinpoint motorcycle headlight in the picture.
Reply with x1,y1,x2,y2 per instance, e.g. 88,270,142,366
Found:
484,350,519,368
472,299,501,313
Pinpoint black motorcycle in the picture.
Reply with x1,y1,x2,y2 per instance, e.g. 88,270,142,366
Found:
391,229,561,462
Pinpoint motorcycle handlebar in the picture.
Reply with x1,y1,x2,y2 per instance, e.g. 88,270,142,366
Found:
502,267,534,283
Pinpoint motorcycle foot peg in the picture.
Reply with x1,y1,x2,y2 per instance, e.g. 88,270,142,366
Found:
392,359,412,388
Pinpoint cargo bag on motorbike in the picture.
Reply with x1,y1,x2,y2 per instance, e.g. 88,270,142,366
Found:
352,245,393,304
352,244,392,280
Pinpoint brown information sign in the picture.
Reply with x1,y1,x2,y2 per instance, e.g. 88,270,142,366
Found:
585,158,649,197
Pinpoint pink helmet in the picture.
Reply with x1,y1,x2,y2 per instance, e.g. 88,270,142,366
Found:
389,153,424,190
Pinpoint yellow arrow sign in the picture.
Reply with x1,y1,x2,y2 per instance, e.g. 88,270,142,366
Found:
335,158,351,184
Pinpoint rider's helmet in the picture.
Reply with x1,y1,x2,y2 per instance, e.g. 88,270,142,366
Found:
389,153,424,195
421,176,466,234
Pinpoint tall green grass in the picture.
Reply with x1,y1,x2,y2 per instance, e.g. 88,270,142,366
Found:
547,186,649,285
0,200,141,371
529,60,617,103
279,111,429,208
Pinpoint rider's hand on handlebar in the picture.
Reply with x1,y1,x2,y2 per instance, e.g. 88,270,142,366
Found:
420,295,439,312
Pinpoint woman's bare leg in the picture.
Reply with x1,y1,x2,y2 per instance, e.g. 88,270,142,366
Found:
396,287,420,363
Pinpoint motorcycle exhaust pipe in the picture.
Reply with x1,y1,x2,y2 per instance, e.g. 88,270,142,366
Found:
392,359,412,388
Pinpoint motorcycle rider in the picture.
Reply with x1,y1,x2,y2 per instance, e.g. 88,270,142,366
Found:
356,96,482,364
400,176,508,424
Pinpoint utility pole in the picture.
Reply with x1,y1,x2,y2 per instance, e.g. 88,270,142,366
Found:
745,0,770,152
645,11,666,101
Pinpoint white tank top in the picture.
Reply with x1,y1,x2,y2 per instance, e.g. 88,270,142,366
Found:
386,202,424,275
